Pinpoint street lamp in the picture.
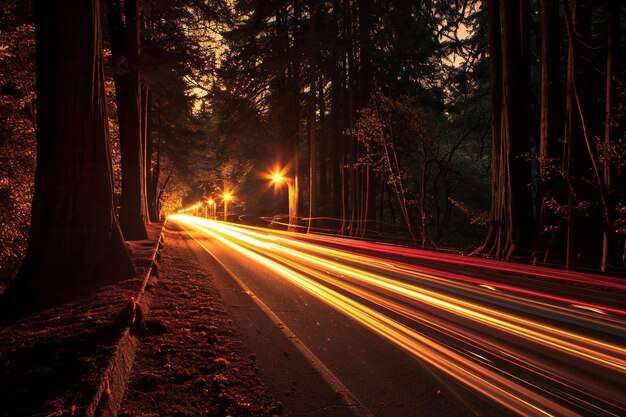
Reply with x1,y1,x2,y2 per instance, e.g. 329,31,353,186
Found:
222,193,232,222
270,170,296,232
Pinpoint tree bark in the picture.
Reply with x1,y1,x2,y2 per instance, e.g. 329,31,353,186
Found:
346,0,358,235
307,0,318,233
502,0,534,258
146,87,160,222
308,83,317,232
563,0,603,268
289,0,301,231
601,0,620,270
329,0,343,222
358,0,375,235
106,0,148,240
482,0,502,256
483,0,534,259
141,81,151,222
535,0,563,262
318,73,329,203
12,0,134,303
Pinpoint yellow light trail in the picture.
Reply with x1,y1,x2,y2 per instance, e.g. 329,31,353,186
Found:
170,215,626,417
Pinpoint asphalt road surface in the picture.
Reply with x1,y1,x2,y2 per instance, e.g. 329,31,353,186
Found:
168,215,626,417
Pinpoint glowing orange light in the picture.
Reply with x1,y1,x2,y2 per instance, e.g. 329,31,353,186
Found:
266,166,289,186
223,193,232,201
208,198,214,204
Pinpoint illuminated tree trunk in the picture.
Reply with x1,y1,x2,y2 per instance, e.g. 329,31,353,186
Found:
106,0,148,240
146,87,160,222
153,128,162,217
12,0,134,303
141,82,152,222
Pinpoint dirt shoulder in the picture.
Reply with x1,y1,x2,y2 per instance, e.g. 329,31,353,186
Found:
0,223,163,417
118,226,283,417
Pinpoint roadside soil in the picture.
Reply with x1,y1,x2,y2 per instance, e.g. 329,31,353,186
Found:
118,226,283,417
0,223,162,417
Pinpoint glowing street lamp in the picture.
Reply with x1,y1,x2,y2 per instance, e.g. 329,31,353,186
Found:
222,193,232,222
270,169,296,232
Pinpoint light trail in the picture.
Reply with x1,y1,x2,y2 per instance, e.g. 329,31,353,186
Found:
170,215,626,417
204,219,626,291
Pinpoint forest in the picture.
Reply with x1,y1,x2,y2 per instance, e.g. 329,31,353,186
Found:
1,0,626,297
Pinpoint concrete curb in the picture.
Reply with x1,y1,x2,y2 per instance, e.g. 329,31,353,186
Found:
85,223,166,417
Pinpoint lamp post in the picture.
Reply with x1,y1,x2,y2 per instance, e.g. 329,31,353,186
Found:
222,193,232,222
271,173,296,232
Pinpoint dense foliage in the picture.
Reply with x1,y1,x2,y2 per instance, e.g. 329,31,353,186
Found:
0,1,35,282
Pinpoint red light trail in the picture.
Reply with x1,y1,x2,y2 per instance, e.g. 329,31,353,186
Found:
171,215,626,417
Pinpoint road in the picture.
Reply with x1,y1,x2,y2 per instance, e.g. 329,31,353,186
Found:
168,214,626,417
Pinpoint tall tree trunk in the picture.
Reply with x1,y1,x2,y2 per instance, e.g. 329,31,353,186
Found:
357,0,371,108
481,0,502,256
308,83,317,232
340,0,354,234
357,0,375,235
106,0,147,240
121,0,147,238
378,176,385,233
535,0,563,262
307,0,318,233
12,0,134,303
289,0,301,231
483,0,534,259
601,0,620,270
141,81,151,222
502,0,534,259
563,0,609,268
330,0,343,221
346,0,357,235
146,88,159,222
318,73,329,205
275,4,291,170
153,127,161,218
